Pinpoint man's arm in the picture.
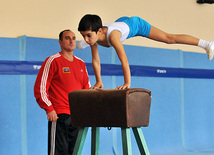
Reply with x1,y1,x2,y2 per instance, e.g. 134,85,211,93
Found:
34,58,57,119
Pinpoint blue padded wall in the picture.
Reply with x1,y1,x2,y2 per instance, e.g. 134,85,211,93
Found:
0,37,20,60
0,37,23,155
0,36,214,155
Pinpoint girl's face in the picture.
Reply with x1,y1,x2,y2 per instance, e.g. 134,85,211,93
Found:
80,30,100,46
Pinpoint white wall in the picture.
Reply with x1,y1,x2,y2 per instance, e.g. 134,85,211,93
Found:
0,0,213,53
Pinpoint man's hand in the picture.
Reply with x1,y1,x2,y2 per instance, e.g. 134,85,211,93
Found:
47,110,58,122
89,82,103,89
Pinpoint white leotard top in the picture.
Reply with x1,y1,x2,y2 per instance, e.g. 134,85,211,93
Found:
103,22,130,47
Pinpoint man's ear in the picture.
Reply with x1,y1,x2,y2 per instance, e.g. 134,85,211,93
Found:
59,40,62,46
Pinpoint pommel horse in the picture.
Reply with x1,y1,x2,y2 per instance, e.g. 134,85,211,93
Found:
69,88,151,155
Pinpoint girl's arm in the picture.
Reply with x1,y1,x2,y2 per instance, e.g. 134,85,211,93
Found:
90,44,103,89
109,30,131,89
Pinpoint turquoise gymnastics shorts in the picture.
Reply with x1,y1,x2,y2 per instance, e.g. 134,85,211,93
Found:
115,16,151,39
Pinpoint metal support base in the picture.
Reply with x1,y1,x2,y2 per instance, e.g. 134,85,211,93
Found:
73,127,150,155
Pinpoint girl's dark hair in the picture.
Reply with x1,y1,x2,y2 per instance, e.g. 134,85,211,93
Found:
78,14,102,33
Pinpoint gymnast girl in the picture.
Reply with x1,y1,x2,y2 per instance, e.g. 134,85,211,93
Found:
77,14,214,89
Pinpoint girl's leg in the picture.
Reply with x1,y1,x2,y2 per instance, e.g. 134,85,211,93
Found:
148,25,214,60
148,25,199,45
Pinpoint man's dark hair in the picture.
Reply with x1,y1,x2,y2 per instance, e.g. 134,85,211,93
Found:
59,29,71,41
78,14,102,33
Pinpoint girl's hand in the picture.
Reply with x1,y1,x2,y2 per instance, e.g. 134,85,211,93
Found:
89,82,103,89
116,83,130,90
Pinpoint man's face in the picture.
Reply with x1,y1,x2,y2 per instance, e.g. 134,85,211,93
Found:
59,31,76,52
